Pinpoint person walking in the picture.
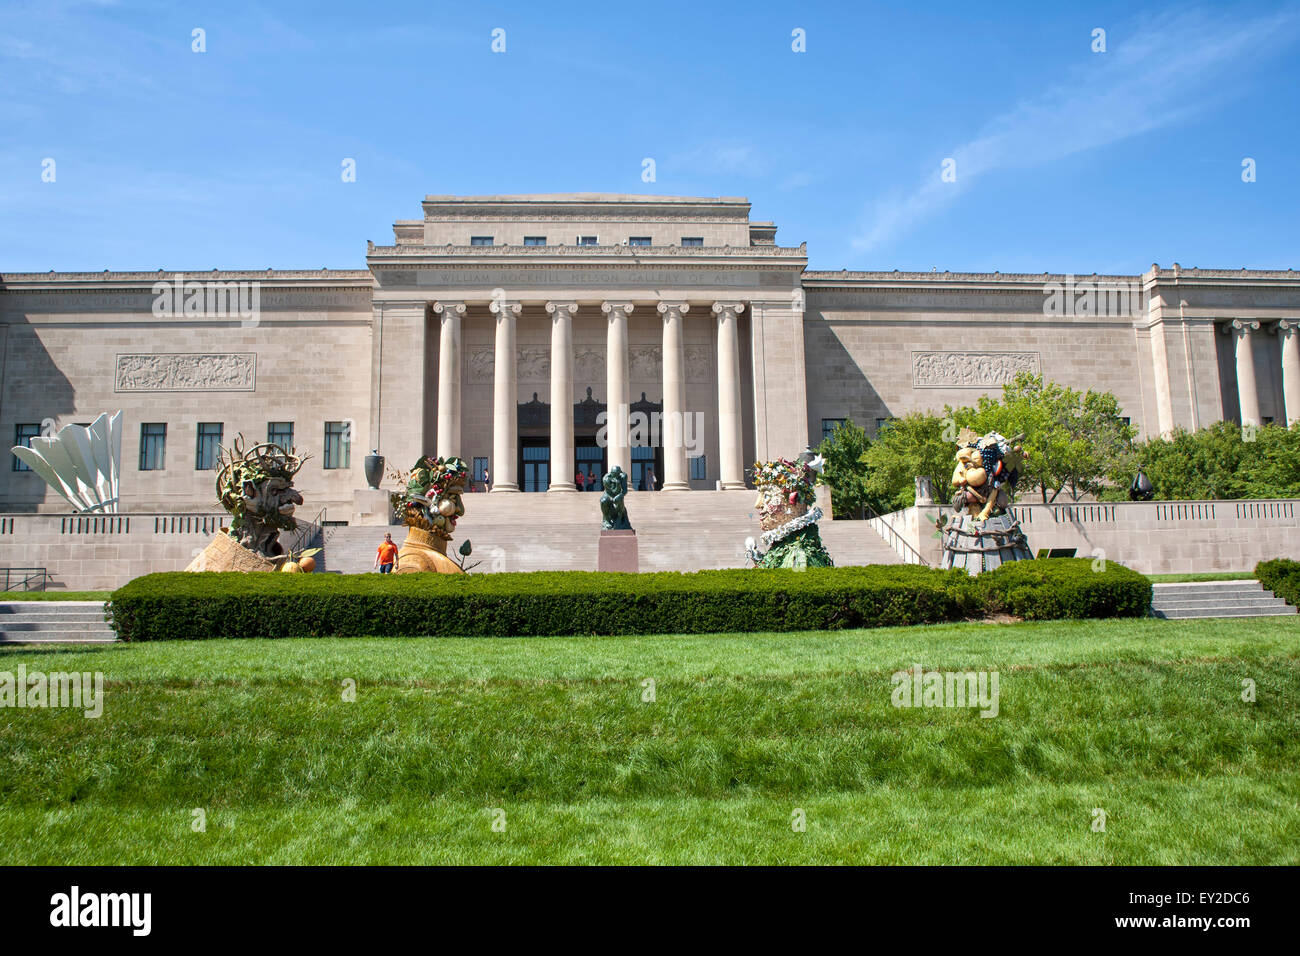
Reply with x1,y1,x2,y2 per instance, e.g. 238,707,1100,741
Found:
483,467,490,493
374,532,398,573
645,467,656,491
575,469,586,492
587,466,599,490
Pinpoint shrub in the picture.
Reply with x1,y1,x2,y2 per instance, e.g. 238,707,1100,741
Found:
107,559,1149,641
108,566,982,641
1255,558,1300,606
977,558,1151,620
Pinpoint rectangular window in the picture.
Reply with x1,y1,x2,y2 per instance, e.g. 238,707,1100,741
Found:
12,423,40,471
470,236,494,246
139,423,167,471
576,235,598,246
523,236,546,246
821,418,846,440
472,456,488,483
268,421,294,449
323,421,351,470
195,422,223,471
689,455,707,480
681,237,704,247
875,417,895,434
628,236,652,247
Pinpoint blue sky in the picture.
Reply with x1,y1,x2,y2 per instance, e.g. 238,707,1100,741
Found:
2,0,1297,274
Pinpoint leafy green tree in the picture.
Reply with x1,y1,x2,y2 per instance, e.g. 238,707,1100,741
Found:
860,413,957,513
816,419,872,518
1125,421,1300,500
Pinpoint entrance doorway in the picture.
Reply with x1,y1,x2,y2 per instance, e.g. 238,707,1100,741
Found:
521,440,549,493
575,439,605,491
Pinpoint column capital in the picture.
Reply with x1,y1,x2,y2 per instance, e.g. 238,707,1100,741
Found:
1278,319,1300,333
489,301,521,316
601,301,635,316
1227,318,1260,334
545,301,579,316
657,301,690,317
711,301,747,316
433,301,465,316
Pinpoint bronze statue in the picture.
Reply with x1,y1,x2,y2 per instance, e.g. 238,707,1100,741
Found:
600,466,632,531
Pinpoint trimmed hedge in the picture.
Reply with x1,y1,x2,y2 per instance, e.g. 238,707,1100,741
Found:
1255,558,1300,607
976,558,1151,620
108,559,1150,641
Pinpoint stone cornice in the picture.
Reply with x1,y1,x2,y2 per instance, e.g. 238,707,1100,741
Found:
418,194,752,222
368,243,805,261
0,269,374,293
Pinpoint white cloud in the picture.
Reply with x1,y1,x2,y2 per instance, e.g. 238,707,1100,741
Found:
854,7,1300,252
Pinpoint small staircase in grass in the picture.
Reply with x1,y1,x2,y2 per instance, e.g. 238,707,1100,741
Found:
0,601,116,643
1150,580,1296,620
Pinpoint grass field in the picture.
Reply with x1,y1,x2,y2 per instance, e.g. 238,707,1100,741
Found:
1,617,1297,864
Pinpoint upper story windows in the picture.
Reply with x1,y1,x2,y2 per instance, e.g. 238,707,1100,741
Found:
523,236,546,246
628,237,652,247
681,237,704,247
576,235,598,246
470,236,494,246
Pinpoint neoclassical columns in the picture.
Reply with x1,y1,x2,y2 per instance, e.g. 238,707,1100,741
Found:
489,299,521,491
657,301,691,491
602,302,633,476
433,301,465,458
1229,319,1262,428
546,302,579,492
712,302,746,489
1279,320,1300,427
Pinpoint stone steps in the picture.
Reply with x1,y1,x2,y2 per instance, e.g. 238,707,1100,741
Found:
1150,580,1296,619
322,491,903,573
0,601,117,643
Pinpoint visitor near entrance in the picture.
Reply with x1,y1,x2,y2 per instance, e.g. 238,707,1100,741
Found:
375,533,398,573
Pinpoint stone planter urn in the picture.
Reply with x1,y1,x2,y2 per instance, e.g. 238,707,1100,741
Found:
364,450,385,490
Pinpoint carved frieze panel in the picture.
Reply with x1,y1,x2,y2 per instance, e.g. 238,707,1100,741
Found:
114,353,256,392
574,348,604,385
685,346,712,383
517,348,551,383
629,346,662,382
911,351,1040,388
468,349,494,383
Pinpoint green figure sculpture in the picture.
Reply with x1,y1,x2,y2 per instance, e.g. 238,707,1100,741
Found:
600,466,633,531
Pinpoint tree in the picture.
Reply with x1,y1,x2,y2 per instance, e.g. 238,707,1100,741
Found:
860,413,956,513
816,419,872,518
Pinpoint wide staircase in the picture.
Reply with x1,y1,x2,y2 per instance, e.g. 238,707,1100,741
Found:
322,490,903,573
0,601,116,643
1150,580,1297,619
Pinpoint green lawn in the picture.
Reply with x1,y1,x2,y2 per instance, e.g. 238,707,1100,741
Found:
1,617,1297,864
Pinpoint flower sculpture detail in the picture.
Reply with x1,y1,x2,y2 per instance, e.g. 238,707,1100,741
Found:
746,454,833,569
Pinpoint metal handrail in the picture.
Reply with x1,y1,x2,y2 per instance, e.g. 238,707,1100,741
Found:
2,567,49,592
862,505,931,566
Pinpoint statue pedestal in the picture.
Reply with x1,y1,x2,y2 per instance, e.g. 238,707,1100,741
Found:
598,529,639,573
352,488,391,526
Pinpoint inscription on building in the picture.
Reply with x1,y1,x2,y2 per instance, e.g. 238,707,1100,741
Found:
911,351,1040,388
115,353,257,392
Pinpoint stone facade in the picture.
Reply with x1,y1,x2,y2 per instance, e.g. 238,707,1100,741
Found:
2,194,1299,519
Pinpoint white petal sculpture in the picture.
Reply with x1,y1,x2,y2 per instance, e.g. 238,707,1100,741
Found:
12,411,122,513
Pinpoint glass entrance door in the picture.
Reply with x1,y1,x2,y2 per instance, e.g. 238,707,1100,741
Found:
575,440,604,491
522,442,549,492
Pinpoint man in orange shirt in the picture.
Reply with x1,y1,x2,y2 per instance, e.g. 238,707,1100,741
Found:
374,532,399,573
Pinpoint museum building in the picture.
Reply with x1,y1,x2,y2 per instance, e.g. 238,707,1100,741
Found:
3,193,1300,521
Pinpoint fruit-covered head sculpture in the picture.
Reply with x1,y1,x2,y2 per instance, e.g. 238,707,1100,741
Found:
950,428,1026,523
393,455,469,541
214,436,307,557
